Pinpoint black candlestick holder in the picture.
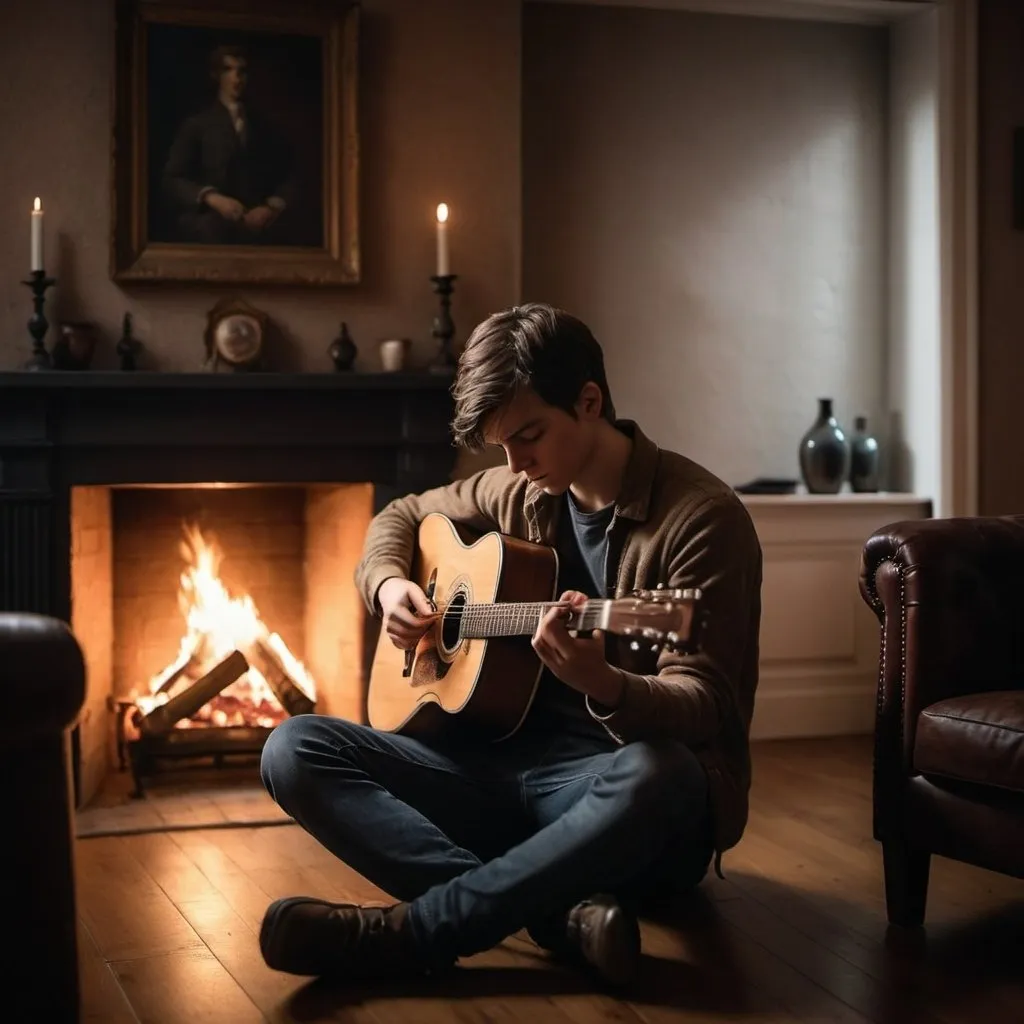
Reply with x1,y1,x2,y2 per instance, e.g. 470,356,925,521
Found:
21,269,56,370
429,274,458,374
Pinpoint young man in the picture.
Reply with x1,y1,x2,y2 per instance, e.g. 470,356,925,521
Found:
258,303,762,986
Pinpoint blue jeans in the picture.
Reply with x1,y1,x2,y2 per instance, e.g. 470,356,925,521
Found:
260,712,712,969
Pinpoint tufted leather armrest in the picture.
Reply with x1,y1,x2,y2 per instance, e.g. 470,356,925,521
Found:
0,613,86,1020
0,613,86,744
859,515,1024,783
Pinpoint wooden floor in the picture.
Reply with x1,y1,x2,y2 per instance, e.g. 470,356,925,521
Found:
75,735,1024,1023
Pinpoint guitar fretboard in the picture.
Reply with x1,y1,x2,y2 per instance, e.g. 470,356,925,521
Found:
454,601,608,639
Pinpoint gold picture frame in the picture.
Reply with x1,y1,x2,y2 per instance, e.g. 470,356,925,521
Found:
111,0,359,285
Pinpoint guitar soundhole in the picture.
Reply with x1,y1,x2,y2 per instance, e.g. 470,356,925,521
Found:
440,590,467,654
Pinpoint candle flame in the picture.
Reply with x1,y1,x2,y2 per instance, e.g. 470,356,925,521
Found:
33,197,41,212
436,203,449,224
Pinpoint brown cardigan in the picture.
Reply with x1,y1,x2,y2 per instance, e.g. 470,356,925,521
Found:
355,421,763,869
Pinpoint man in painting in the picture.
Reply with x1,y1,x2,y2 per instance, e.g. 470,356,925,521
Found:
161,44,296,246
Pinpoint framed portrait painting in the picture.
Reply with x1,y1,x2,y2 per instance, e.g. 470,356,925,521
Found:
112,0,359,285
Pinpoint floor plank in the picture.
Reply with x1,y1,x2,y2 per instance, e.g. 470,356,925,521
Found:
77,919,140,1024
75,835,205,963
110,947,265,1023
174,892,310,1023
169,827,293,936
120,831,222,905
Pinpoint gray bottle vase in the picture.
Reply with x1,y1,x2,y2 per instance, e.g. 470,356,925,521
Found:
799,398,850,494
849,415,880,493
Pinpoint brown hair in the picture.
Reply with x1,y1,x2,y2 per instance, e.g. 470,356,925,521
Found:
451,303,616,451
209,44,248,84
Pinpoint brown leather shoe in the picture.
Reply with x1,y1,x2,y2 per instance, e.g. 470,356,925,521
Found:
259,897,431,979
534,894,642,986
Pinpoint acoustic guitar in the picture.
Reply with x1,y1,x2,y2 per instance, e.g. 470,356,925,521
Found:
367,512,702,741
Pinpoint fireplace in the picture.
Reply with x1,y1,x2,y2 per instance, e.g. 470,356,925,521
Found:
0,371,456,807
72,482,374,800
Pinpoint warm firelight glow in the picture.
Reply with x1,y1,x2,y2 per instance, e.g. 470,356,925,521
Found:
131,523,316,729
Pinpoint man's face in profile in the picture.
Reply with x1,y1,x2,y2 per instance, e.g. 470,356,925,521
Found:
219,55,248,102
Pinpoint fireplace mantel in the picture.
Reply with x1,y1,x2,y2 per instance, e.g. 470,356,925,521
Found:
0,370,457,621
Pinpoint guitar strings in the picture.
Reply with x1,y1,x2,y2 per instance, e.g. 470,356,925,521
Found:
435,601,608,637
418,595,686,644
440,601,594,613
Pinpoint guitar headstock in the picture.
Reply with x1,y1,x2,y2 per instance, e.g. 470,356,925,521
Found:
606,585,703,655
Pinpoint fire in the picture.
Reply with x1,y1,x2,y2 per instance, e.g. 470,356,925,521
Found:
131,523,316,730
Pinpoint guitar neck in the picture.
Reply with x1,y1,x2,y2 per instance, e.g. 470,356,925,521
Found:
458,601,609,639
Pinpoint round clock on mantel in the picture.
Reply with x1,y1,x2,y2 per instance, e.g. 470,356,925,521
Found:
203,297,269,371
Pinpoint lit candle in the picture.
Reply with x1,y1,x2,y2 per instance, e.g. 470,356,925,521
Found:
30,197,44,272
436,202,450,276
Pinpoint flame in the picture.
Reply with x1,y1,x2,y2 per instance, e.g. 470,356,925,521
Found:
436,202,449,223
131,523,316,730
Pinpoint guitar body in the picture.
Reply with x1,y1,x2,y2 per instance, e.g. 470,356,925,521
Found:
367,513,558,742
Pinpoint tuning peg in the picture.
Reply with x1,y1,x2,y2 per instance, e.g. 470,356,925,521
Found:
666,631,679,646
629,640,641,652
650,643,661,653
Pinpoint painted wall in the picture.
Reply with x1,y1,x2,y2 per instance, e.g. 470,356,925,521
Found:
522,2,888,489
887,9,941,508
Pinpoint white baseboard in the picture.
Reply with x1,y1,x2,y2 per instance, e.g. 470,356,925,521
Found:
750,684,875,739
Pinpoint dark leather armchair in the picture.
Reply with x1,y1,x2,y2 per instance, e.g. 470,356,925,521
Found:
859,516,1024,926
1,614,86,1019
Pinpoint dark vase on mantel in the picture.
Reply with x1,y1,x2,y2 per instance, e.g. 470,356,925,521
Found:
798,397,850,494
328,321,357,371
849,415,881,493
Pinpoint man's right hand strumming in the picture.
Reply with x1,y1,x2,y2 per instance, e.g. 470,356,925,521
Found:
377,578,437,651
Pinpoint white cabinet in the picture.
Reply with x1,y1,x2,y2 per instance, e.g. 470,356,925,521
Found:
740,493,932,739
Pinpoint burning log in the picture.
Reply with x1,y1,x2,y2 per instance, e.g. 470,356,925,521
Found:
135,649,249,738
151,642,202,696
244,636,315,718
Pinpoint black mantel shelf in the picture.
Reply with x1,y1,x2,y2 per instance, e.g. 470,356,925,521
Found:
0,369,457,621
0,370,454,391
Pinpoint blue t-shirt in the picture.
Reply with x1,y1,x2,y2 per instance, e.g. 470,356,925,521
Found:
528,492,615,731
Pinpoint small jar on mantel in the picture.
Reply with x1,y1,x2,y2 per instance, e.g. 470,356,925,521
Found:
849,416,881,493
328,321,357,371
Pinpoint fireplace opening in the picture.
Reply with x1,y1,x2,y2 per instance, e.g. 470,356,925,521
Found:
70,482,374,808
